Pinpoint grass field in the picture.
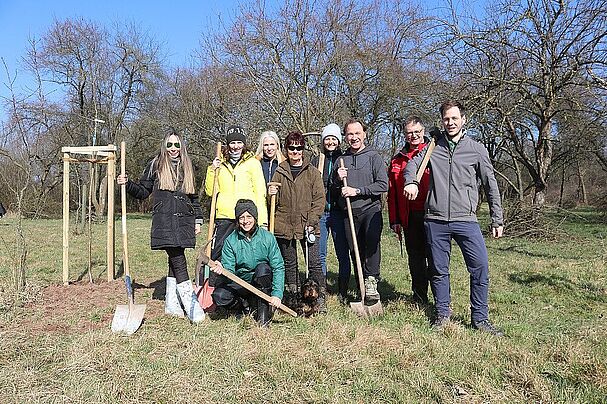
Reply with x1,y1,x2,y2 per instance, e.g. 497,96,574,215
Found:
0,208,605,403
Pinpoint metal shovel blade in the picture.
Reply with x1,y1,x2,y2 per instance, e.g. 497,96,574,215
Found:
111,275,146,335
111,302,146,335
350,300,384,317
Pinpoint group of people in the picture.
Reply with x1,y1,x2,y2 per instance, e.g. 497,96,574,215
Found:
117,99,505,336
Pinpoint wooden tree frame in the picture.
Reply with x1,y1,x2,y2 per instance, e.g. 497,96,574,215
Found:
62,145,117,285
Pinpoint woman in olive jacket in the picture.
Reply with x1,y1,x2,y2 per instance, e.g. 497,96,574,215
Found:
117,129,205,323
268,131,326,311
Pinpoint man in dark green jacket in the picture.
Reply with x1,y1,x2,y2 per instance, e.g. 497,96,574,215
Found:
210,199,285,326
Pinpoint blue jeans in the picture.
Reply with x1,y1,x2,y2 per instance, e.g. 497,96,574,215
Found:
424,220,490,323
318,210,351,281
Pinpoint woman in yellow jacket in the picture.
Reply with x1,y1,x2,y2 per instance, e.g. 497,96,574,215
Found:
204,125,268,274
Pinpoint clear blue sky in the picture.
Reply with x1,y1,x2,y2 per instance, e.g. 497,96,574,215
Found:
0,0,462,110
0,0,244,102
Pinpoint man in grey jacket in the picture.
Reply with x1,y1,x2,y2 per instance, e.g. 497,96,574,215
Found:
403,100,504,336
336,118,389,304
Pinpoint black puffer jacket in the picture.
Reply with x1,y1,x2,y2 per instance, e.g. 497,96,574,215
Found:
126,158,203,250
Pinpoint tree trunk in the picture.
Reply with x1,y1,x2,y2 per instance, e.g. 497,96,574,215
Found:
577,161,587,204
558,164,566,207
533,185,547,207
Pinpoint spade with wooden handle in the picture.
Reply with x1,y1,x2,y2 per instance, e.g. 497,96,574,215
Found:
111,141,146,335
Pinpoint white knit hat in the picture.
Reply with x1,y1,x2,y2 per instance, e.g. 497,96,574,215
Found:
321,123,342,144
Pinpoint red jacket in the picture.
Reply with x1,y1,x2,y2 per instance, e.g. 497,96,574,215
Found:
387,142,430,229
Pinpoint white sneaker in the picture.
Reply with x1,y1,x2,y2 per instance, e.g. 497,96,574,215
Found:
364,276,380,303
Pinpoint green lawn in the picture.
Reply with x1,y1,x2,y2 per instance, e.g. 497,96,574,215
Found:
0,208,605,403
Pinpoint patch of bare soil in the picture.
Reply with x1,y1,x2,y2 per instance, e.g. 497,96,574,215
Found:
18,280,165,335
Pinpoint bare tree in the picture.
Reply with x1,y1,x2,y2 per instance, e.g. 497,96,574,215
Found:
435,0,607,207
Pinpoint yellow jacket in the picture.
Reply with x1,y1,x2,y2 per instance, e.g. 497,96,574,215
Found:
204,152,268,226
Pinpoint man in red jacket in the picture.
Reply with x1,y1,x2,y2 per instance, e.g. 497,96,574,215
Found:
388,116,431,304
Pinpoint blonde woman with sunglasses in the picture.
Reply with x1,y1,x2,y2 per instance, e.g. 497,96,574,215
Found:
117,128,205,323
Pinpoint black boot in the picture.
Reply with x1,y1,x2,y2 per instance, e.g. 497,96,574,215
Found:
338,277,348,305
256,297,272,327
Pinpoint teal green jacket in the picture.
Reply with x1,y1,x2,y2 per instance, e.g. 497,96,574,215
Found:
221,226,285,299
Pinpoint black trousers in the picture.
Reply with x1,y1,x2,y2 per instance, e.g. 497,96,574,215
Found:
212,263,273,310
404,210,429,300
165,247,189,283
276,237,325,290
208,219,236,286
343,207,383,279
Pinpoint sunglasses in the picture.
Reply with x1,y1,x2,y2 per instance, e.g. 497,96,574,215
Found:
287,145,304,151
166,142,181,149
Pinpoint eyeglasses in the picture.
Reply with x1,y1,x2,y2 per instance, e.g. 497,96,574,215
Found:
406,129,423,136
287,145,304,151
166,142,181,149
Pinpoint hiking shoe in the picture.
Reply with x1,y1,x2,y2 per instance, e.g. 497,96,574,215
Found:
338,293,348,305
364,276,380,304
431,315,450,330
472,319,504,337
317,295,327,314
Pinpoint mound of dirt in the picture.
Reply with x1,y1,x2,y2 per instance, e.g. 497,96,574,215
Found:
19,280,165,335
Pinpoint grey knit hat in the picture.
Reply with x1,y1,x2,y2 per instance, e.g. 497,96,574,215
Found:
321,123,342,144
234,199,258,222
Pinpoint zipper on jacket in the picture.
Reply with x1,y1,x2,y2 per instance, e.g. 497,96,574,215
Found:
447,141,457,222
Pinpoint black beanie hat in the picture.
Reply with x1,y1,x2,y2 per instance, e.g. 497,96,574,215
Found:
234,199,258,222
226,125,246,144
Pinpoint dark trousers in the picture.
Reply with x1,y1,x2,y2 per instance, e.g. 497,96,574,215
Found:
277,237,325,290
208,219,236,286
424,220,490,323
404,210,430,301
210,219,236,260
343,208,383,279
212,263,272,311
165,247,189,283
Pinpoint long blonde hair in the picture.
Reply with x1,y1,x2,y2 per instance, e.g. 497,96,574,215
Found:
155,129,195,194
255,130,285,163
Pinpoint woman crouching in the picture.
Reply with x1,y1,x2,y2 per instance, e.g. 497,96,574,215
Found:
209,199,285,327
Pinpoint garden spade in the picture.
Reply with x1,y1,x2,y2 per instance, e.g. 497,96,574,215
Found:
111,141,146,335
340,158,383,317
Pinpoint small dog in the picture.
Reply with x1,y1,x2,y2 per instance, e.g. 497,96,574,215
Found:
296,278,321,317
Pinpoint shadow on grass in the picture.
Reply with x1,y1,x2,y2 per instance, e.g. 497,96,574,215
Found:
508,272,607,302
149,277,166,301
495,244,564,259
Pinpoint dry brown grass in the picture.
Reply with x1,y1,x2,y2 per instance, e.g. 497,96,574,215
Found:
0,211,606,403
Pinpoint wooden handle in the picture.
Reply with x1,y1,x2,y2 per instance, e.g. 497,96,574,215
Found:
340,158,365,300
267,182,281,234
269,194,277,233
206,142,222,256
416,137,436,183
120,141,129,278
317,153,325,176
200,255,297,317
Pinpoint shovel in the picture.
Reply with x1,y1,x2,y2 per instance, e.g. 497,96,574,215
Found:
198,252,297,317
340,158,383,317
195,142,222,312
111,141,146,335
268,182,281,234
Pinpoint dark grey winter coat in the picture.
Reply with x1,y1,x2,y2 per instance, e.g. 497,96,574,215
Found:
126,159,203,250
403,131,504,227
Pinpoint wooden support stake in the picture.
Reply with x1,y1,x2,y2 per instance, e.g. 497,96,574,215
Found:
106,148,116,281
63,152,70,285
